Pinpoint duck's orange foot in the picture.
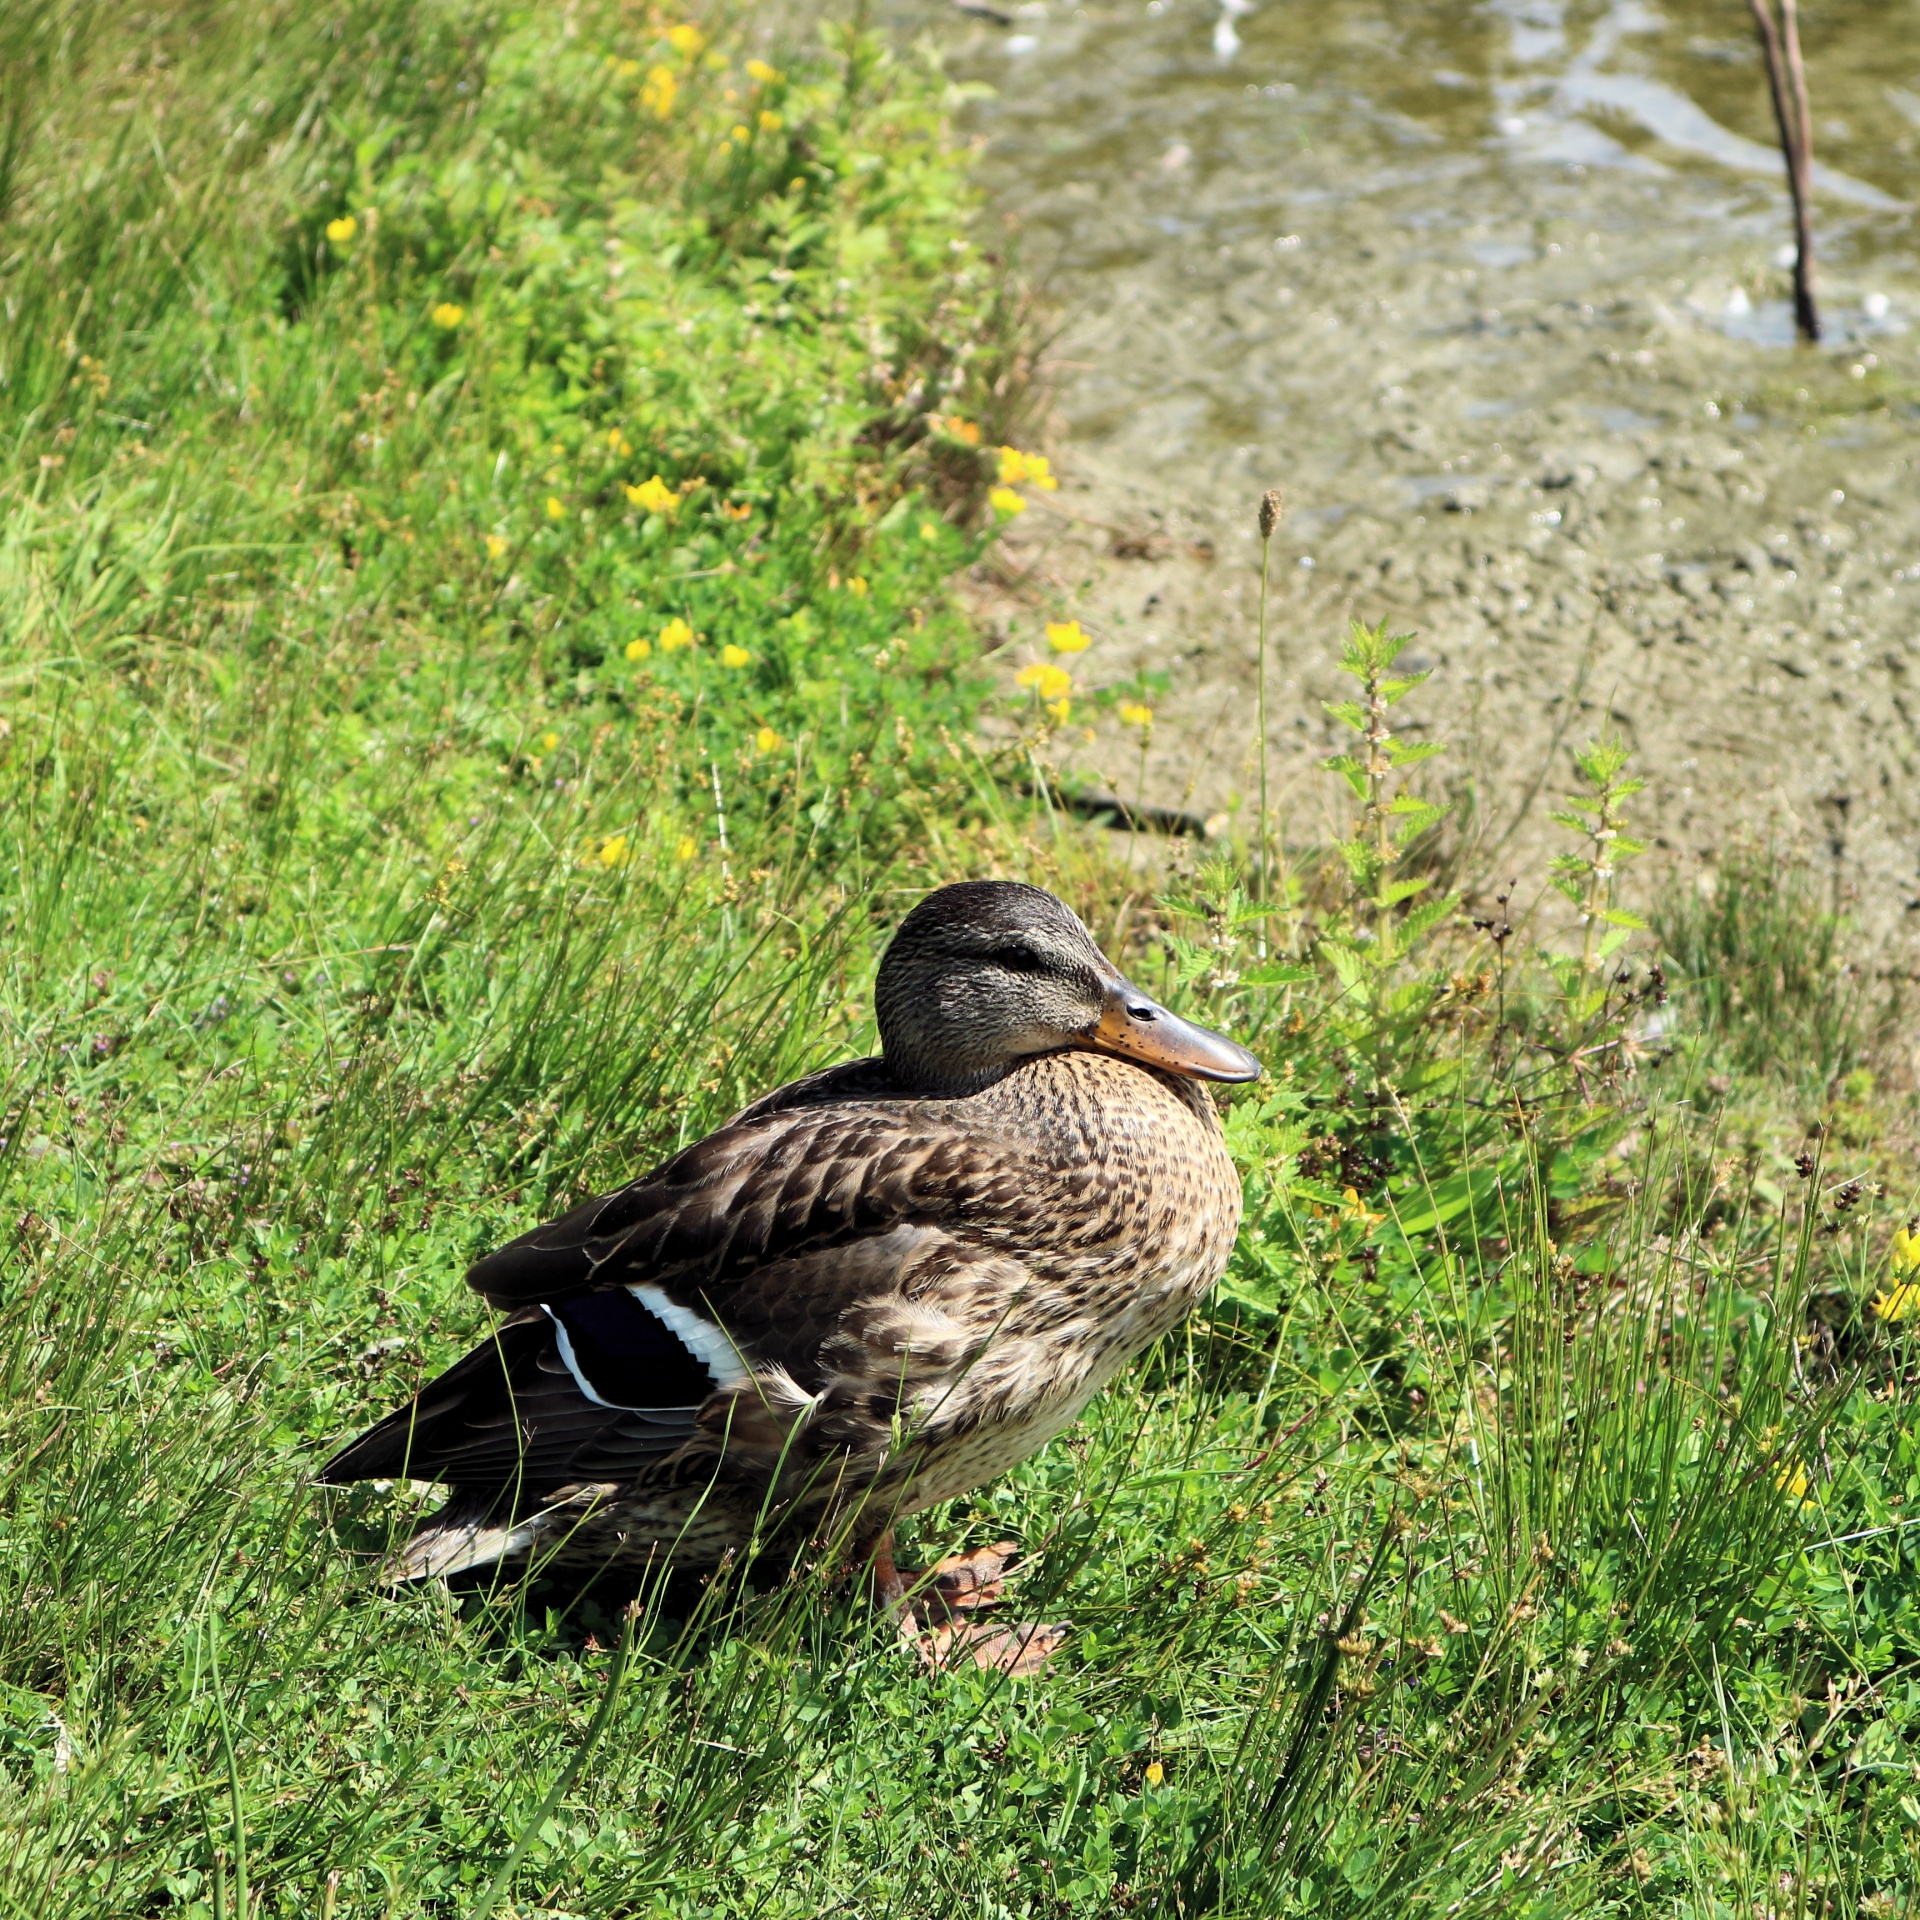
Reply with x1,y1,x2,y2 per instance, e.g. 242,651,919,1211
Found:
914,1618,1069,1675
909,1539,1023,1623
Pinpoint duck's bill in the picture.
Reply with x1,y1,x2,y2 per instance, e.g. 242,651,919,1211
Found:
1079,980,1262,1083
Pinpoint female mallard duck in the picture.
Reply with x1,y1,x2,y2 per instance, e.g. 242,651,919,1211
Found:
321,881,1258,1620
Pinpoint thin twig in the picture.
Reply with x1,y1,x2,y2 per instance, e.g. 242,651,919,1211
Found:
1749,0,1820,342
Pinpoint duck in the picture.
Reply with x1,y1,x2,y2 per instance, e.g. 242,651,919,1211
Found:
320,880,1259,1640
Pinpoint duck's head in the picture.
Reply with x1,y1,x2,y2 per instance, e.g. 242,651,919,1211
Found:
875,880,1261,1095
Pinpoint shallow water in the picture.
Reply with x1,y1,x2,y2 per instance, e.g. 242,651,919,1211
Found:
907,0,1920,957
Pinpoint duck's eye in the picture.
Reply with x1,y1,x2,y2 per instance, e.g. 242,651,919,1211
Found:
988,944,1050,975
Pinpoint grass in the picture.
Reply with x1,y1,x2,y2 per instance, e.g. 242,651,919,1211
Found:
4,4,1920,1916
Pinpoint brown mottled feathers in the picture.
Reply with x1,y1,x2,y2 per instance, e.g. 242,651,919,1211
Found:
465,1058,1036,1314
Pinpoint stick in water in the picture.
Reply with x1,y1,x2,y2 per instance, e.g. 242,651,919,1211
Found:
1749,0,1820,343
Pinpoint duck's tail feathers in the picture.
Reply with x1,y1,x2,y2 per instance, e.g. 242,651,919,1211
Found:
382,1490,543,1584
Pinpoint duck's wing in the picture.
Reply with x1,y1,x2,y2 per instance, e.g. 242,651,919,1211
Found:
323,1088,1041,1500
464,1094,1029,1313
318,1292,715,1493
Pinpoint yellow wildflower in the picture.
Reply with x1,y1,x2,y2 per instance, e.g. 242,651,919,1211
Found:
659,617,695,651
755,725,782,753
846,575,869,597
1024,453,1058,491
613,57,640,78
485,533,508,560
625,637,652,661
540,731,560,753
625,474,682,514
997,446,1028,486
721,644,751,668
721,500,753,521
1775,1462,1810,1501
730,124,750,144
758,109,783,133
597,834,630,869
1872,1280,1920,1324
1144,1763,1164,1788
430,302,465,330
325,215,357,245
1046,697,1071,724
675,835,698,861
933,415,982,446
1895,1226,1920,1274
1045,620,1089,654
666,22,705,57
746,58,780,84
1015,662,1072,702
988,486,1026,517
919,521,940,541
607,427,632,455
1120,701,1154,728
545,496,566,521
641,65,677,118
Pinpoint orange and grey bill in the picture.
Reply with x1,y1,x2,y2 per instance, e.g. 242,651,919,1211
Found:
1079,978,1261,1083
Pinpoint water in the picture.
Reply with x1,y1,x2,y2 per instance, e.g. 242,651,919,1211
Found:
905,0,1920,950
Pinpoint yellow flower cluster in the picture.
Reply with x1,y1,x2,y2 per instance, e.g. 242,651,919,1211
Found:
721,644,751,669
746,59,781,85
431,302,465,330
1016,660,1073,722
1045,620,1088,654
666,22,705,57
659,617,694,651
1120,701,1154,729
641,65,677,118
998,446,1056,490
326,215,357,245
988,486,1026,518
625,474,681,514
1872,1225,1920,1323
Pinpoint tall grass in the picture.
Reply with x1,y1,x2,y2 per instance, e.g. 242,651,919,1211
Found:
3,4,1916,1917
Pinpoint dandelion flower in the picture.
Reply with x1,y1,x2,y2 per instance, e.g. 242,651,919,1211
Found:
997,446,1028,486
546,496,566,521
746,58,780,83
431,302,465,330
755,725,782,753
540,731,560,753
626,474,682,514
988,486,1026,517
625,637,652,661
676,835,698,861
597,834,630,869
721,644,751,668
641,65,677,117
1120,701,1154,728
758,110,783,133
659,617,695,651
1016,662,1072,702
666,22,705,57
485,533,508,560
846,575,869,597
325,215,357,245
1045,620,1089,654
